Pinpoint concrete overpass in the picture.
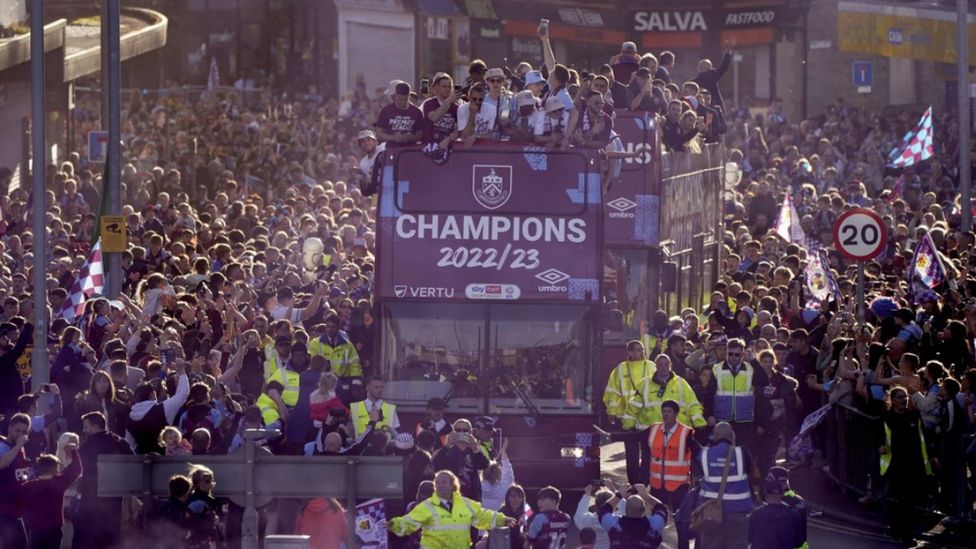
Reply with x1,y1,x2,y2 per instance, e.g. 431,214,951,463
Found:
0,6,167,188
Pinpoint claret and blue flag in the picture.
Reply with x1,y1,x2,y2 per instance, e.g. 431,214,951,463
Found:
908,232,946,301
889,107,933,168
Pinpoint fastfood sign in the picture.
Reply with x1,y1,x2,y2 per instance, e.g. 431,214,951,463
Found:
632,7,780,32
377,147,602,302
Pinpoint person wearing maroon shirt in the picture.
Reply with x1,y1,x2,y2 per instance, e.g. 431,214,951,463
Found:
421,73,460,149
575,92,614,149
0,414,31,548
18,447,82,549
375,82,425,147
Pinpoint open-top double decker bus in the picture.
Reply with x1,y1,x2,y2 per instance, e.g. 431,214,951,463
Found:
374,113,662,491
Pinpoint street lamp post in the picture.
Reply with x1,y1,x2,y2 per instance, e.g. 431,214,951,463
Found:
959,0,972,231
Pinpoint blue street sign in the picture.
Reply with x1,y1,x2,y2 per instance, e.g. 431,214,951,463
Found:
87,131,109,163
852,61,872,88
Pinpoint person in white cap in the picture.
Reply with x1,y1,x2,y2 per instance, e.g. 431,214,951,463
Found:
523,70,547,99
355,129,385,184
508,90,541,141
609,41,641,86
534,97,570,149
483,68,512,139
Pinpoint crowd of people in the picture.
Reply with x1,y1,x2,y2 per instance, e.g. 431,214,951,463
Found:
0,15,974,549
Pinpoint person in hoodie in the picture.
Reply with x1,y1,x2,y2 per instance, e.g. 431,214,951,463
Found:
0,322,31,418
126,359,190,454
295,497,348,549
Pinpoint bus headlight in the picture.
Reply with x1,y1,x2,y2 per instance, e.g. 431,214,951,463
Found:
560,446,585,459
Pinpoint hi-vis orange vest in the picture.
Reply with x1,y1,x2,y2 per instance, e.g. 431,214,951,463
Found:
648,422,692,492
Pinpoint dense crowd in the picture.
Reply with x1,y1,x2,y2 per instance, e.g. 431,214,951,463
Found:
0,18,974,549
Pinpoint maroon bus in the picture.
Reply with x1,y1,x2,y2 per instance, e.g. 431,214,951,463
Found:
374,113,660,491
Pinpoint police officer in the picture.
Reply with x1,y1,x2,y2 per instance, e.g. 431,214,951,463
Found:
350,376,399,438
696,422,760,549
603,340,655,485
389,470,515,548
746,476,805,549
766,466,807,548
709,338,768,452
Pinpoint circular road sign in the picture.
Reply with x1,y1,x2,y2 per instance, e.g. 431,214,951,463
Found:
833,208,887,261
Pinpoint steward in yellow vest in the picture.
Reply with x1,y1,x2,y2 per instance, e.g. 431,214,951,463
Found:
389,471,514,548
350,376,399,437
603,340,654,485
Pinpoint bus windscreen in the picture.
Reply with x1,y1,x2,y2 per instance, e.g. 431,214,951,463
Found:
377,146,603,303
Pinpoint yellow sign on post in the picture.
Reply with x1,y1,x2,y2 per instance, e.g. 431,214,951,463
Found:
100,215,127,252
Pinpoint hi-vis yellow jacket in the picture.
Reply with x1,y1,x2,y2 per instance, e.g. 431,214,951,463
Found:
389,492,507,548
603,359,653,430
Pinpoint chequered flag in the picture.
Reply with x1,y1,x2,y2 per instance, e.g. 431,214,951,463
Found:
59,239,105,323
889,107,933,168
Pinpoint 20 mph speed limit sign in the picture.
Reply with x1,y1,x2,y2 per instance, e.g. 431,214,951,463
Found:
833,208,887,261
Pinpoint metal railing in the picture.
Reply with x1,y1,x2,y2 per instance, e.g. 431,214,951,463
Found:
823,403,883,496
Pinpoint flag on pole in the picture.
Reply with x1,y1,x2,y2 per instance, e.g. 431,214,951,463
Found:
908,232,946,302
888,107,933,168
773,191,806,245
803,254,840,308
788,403,833,460
354,498,388,549
207,57,220,91
59,239,105,323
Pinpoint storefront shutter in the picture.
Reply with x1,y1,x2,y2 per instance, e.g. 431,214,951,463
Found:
346,21,414,95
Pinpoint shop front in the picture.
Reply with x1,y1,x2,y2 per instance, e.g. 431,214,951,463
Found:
626,3,791,106
334,0,416,98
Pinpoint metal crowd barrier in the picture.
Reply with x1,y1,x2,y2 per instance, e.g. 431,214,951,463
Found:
823,402,882,496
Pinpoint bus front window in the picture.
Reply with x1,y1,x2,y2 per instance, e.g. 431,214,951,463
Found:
487,305,593,414
381,303,483,412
